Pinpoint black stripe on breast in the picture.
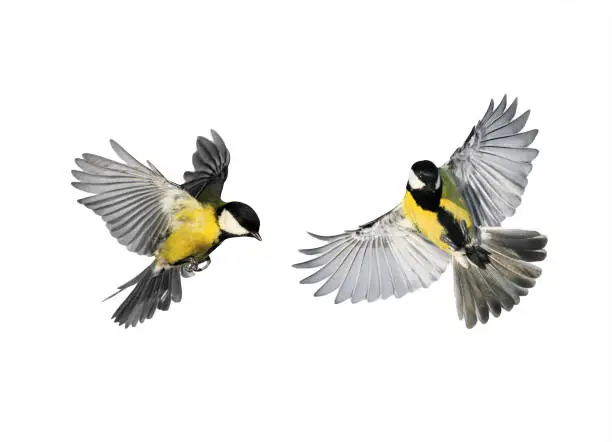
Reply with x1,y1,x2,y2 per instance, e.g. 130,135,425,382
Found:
437,208,467,250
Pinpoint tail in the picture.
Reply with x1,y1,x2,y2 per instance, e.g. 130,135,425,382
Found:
108,263,183,328
453,228,547,328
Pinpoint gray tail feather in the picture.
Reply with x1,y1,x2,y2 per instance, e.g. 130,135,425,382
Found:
454,228,547,329
109,263,183,328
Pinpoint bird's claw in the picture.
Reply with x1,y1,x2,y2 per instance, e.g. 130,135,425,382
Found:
181,257,211,277
195,258,211,272
181,263,196,278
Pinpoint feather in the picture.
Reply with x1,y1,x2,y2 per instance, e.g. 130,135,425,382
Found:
444,97,539,227
295,205,450,301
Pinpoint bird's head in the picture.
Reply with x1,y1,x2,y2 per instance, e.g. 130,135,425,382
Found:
218,201,261,240
407,160,440,191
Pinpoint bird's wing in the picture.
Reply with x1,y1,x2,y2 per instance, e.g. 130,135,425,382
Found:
294,205,450,303
72,140,189,256
442,96,539,227
181,130,230,203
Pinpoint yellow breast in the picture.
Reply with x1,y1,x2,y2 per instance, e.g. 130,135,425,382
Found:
403,193,474,253
157,201,221,265
402,170,475,253
403,192,451,252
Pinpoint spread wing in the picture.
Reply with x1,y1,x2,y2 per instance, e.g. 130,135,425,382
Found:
294,205,450,303
181,130,230,203
72,140,189,256
443,96,539,227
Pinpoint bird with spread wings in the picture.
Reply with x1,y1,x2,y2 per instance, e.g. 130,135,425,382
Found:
295,96,547,328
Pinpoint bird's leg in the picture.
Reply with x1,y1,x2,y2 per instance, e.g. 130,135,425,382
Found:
459,220,474,245
185,257,199,273
441,235,459,251
194,256,211,272
179,256,211,277
180,257,199,278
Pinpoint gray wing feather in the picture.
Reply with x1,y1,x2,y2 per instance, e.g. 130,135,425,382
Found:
294,205,450,302
366,238,383,302
109,140,150,172
182,130,231,201
72,140,188,256
444,96,539,227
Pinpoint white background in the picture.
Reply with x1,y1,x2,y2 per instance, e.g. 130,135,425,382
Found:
0,1,610,441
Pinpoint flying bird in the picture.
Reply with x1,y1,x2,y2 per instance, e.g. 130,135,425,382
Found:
72,130,261,327
294,96,547,328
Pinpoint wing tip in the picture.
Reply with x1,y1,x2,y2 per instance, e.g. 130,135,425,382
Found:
525,128,539,146
292,262,308,269
307,231,341,241
196,134,214,147
71,181,90,192
300,276,320,285
109,139,128,159
509,96,518,110
464,318,477,329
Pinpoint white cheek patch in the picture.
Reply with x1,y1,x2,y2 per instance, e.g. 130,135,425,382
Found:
219,209,249,235
408,169,425,190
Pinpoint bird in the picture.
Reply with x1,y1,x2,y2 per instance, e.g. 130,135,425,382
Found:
72,130,261,328
294,96,547,328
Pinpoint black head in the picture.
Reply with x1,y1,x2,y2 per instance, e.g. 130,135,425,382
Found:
407,160,440,191
218,201,261,240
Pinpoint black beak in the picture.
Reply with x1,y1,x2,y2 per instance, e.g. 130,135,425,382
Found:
251,232,262,241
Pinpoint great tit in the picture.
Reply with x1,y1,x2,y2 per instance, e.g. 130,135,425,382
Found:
295,96,547,328
72,130,261,327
